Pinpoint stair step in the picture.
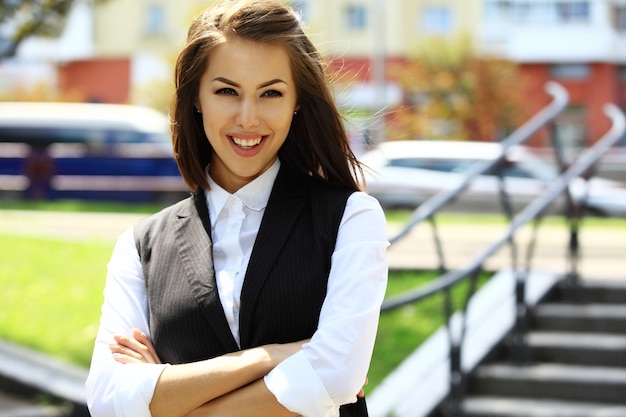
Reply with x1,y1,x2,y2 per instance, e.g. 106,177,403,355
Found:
470,363,626,404
532,303,626,333
525,331,626,367
462,396,626,417
551,280,626,304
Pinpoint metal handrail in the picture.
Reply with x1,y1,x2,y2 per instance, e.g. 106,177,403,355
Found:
382,103,625,311
383,81,569,308
378,75,626,416
389,81,569,246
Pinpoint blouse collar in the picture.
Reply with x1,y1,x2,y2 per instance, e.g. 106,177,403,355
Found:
205,159,281,226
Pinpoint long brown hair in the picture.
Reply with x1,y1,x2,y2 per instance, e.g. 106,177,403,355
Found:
171,0,363,191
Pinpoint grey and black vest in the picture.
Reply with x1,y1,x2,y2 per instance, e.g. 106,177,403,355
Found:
134,165,368,416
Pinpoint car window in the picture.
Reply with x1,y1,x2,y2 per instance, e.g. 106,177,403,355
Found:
0,126,170,146
484,159,557,181
500,165,537,179
485,163,536,179
388,158,476,173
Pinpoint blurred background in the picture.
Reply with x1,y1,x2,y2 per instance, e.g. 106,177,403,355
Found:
2,2,626,416
2,0,626,205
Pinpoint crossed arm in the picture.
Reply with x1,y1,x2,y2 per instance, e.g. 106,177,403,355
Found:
110,329,304,417
111,329,365,417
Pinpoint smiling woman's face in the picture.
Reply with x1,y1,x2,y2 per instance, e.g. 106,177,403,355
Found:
196,37,298,193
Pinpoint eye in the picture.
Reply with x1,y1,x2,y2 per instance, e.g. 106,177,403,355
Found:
216,87,237,96
262,90,283,98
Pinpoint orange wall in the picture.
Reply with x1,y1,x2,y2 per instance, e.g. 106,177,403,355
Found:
520,63,624,147
58,58,130,104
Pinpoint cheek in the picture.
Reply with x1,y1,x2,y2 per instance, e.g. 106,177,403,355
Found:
201,105,229,134
264,108,295,132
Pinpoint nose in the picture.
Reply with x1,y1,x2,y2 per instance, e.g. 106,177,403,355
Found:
235,98,260,129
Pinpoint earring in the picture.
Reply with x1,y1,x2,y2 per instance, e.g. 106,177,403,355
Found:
293,110,298,115
195,107,201,114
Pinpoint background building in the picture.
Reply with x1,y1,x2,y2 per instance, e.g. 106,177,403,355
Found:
477,0,626,149
3,0,626,150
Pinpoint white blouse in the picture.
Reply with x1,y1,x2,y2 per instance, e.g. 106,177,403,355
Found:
85,160,389,417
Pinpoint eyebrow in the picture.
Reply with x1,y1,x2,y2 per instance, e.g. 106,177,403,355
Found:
212,77,288,89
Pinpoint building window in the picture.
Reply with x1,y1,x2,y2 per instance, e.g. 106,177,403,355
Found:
618,66,626,82
484,0,589,24
345,4,367,30
613,5,626,31
550,64,590,80
555,1,590,23
553,106,587,157
421,6,453,34
484,0,512,22
512,1,532,23
145,4,165,35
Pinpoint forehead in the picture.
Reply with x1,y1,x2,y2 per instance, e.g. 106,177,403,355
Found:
204,37,294,84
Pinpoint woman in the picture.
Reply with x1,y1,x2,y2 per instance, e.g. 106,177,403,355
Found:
85,1,388,416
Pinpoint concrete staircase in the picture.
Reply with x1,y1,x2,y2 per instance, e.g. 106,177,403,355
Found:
462,279,626,417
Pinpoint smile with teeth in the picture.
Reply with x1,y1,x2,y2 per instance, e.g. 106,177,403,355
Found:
231,136,263,148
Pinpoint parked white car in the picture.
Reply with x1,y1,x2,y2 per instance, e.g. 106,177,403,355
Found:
359,140,626,217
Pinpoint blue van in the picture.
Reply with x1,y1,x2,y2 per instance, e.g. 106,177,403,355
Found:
0,102,188,203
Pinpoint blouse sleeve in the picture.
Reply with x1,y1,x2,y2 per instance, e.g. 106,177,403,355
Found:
85,226,169,417
264,191,389,417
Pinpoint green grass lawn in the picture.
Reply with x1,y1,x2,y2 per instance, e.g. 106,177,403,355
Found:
0,234,113,367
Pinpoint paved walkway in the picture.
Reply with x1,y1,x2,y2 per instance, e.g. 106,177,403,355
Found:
387,219,626,280
0,209,624,280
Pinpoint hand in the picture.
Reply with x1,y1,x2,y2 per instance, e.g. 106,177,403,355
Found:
109,328,162,364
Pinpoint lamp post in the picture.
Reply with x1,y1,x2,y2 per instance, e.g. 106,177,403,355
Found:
371,0,386,145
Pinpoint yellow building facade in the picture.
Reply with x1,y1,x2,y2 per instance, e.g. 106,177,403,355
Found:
88,0,481,108
92,0,481,60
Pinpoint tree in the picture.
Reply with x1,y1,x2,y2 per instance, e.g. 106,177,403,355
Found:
0,0,107,58
387,35,524,142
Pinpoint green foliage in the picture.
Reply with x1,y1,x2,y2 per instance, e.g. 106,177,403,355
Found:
388,34,523,142
0,0,110,58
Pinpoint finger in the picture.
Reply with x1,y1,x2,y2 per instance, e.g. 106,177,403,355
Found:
109,343,143,361
131,330,161,364
111,352,143,365
132,329,162,364
111,352,127,364
113,334,142,350
114,334,156,364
